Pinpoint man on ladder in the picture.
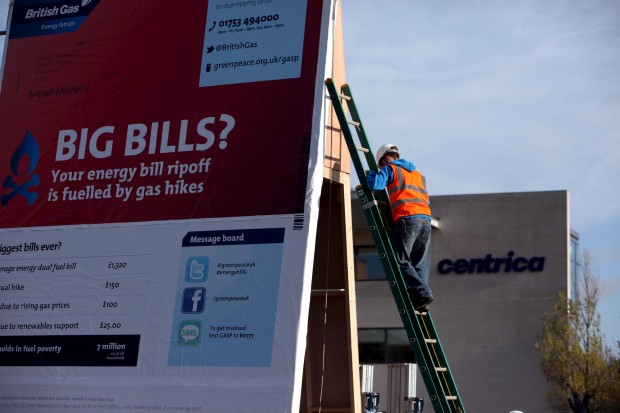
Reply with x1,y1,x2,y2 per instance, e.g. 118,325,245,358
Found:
326,79,466,411
367,144,434,312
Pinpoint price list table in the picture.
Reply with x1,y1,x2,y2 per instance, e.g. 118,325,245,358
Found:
0,254,149,366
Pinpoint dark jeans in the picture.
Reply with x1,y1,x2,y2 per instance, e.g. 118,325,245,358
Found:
389,216,432,300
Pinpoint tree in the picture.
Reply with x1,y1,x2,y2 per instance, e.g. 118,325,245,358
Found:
535,250,620,412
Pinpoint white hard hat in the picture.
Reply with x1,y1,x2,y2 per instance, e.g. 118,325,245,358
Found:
375,143,399,164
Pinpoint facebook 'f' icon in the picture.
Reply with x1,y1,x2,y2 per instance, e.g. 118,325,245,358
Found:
182,287,206,314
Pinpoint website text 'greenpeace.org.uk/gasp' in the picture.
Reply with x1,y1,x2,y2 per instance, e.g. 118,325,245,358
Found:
208,55,300,72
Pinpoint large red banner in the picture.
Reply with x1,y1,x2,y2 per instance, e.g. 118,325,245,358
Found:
0,0,324,228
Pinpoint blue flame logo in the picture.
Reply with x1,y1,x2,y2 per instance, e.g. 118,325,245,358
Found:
1,131,41,206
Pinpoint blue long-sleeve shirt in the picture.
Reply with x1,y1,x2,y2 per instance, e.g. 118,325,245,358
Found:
367,159,416,190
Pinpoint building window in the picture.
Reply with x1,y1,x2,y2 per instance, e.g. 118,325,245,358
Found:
358,329,386,363
355,246,386,281
387,329,414,362
358,328,415,363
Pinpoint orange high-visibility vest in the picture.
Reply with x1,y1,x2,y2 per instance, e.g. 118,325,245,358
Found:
387,164,431,221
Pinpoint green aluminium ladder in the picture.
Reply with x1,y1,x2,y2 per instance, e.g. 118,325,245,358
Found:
325,78,466,413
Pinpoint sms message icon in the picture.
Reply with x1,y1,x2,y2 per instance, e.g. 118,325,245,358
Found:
178,321,201,345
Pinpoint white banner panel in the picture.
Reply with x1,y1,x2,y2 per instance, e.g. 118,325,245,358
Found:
1,216,318,411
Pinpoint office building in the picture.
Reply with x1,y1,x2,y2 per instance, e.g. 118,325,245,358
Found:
353,190,576,413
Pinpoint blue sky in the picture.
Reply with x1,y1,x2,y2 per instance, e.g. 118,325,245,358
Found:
1,0,619,347
341,0,620,347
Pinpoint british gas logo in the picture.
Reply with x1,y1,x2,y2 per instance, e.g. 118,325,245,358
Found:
437,251,546,275
1,131,41,207
24,5,80,19
10,0,101,39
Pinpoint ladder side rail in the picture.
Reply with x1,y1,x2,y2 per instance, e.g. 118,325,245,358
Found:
340,84,378,172
325,78,374,191
356,190,453,413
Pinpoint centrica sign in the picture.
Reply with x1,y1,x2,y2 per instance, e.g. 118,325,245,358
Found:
437,251,545,275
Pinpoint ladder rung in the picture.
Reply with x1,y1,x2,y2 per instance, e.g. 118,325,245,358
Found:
356,146,369,153
347,120,360,128
446,396,458,401
337,93,351,101
435,367,447,372
361,200,378,210
424,338,437,344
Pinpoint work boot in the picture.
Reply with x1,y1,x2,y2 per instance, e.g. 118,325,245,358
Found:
414,295,434,311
